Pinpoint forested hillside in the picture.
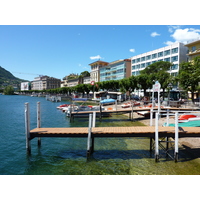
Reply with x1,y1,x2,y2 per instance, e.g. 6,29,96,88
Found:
0,66,27,87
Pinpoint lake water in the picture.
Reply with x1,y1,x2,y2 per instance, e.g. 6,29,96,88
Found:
1,95,200,175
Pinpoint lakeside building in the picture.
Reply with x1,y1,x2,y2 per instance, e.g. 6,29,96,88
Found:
184,39,200,61
21,82,31,91
131,42,188,96
83,76,91,84
100,59,131,82
31,76,61,90
131,42,188,77
67,77,80,87
61,73,79,87
89,60,109,83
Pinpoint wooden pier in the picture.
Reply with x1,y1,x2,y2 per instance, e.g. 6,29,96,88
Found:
25,102,200,162
69,106,200,119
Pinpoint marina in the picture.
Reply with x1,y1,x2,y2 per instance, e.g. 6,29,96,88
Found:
25,101,200,162
1,95,200,175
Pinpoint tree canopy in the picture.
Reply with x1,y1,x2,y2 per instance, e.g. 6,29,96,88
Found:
178,56,200,101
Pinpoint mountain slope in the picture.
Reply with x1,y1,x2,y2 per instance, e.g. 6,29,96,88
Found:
0,66,27,87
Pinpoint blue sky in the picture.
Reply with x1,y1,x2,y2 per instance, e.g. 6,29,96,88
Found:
1,25,200,81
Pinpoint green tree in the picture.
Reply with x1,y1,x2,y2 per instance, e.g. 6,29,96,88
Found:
4,85,14,95
137,74,152,96
80,71,90,77
119,78,131,94
140,61,172,94
178,56,200,101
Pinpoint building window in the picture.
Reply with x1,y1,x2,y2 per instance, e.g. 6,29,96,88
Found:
158,59,163,61
146,62,151,67
172,47,178,54
141,56,145,62
146,55,151,60
132,59,136,64
192,46,196,52
171,56,178,62
132,71,136,76
158,52,163,57
136,58,140,63
171,72,178,77
164,50,170,56
171,64,178,70
132,65,136,70
136,64,140,69
164,57,170,62
152,53,157,59
141,63,145,68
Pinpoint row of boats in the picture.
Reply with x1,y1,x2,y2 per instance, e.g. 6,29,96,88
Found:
56,99,200,127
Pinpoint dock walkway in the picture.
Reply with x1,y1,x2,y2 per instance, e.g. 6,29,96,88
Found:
25,102,200,162
30,126,200,138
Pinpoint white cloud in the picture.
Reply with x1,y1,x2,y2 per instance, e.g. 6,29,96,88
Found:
129,48,135,53
151,32,160,37
170,28,200,44
164,41,174,46
90,55,102,60
168,25,181,33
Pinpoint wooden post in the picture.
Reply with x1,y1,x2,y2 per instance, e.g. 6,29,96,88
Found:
174,112,179,162
37,102,41,146
131,101,134,121
150,109,153,126
87,114,92,158
25,103,31,154
155,112,159,162
99,104,102,121
92,111,96,128
91,112,96,154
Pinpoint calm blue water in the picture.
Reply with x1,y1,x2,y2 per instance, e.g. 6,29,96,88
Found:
1,95,200,175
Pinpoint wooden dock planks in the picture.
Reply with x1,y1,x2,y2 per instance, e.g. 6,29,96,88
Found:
29,126,200,138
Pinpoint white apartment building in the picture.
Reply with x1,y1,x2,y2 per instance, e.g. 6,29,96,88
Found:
131,42,188,77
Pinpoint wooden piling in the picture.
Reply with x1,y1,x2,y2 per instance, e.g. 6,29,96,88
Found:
155,112,159,162
87,114,92,158
99,104,102,121
37,102,41,146
174,112,179,162
25,103,31,154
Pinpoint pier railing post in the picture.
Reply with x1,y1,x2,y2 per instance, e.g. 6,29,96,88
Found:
174,112,179,162
37,102,41,146
155,112,159,162
25,103,31,154
87,114,92,158
166,109,169,126
91,112,96,154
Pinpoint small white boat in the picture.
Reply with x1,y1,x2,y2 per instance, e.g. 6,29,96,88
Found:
121,101,140,108
178,114,200,123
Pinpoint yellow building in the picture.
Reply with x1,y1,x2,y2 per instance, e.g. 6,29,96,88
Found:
185,39,200,61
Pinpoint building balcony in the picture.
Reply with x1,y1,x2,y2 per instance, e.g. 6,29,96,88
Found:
187,48,200,56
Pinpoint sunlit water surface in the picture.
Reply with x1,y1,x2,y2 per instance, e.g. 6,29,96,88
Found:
0,95,200,175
